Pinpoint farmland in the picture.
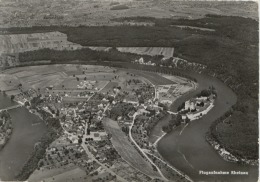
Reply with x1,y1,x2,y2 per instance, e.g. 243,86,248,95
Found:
103,118,160,178
117,47,174,59
0,65,117,97
100,82,118,94
126,69,174,86
0,0,257,28
0,32,82,55
28,165,87,182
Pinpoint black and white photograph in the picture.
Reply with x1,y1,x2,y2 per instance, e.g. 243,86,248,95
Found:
0,0,258,181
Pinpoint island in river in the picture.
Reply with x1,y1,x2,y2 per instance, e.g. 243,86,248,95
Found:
156,71,258,182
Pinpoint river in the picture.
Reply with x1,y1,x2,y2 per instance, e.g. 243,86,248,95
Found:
0,94,47,180
157,72,258,182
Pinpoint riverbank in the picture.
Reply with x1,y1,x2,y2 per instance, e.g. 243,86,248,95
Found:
157,70,258,181
0,93,48,180
151,125,192,182
0,110,13,151
206,134,258,166
15,121,61,181
15,104,62,180
0,94,17,153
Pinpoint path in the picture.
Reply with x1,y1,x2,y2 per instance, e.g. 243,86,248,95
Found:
144,151,193,182
129,113,168,181
81,103,128,182
81,140,127,182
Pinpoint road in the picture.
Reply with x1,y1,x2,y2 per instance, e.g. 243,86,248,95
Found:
144,151,193,182
129,112,168,181
81,139,128,182
61,87,127,182
81,102,129,182
62,103,127,181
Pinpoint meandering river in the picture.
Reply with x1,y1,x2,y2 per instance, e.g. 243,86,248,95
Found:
0,94,47,180
157,71,258,181
0,65,258,181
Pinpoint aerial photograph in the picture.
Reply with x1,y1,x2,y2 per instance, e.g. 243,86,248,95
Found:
0,0,258,182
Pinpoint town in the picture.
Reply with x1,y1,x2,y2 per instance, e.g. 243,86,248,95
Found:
0,1,258,182
0,64,205,182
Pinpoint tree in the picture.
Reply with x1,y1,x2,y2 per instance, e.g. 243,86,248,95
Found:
24,101,30,107
56,110,60,117
87,128,90,135
10,95,15,100
78,138,82,144
176,114,182,126
185,117,191,124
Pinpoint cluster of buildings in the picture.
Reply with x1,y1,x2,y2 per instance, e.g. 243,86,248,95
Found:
39,140,86,169
15,89,38,105
134,57,156,66
133,84,155,104
88,137,120,166
10,69,189,181
37,135,103,179
77,80,97,90
180,95,215,121
60,106,87,137
131,111,165,149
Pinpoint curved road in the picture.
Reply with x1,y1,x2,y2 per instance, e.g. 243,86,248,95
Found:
157,71,258,182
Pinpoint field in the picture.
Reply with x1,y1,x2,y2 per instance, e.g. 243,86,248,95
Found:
100,82,118,94
0,65,117,95
0,74,20,91
0,0,257,28
28,165,87,182
88,46,174,59
103,118,160,178
0,64,195,107
117,47,174,59
126,69,174,86
1,65,67,92
0,32,82,54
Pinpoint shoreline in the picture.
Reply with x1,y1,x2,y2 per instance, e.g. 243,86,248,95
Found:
0,123,13,152
15,107,61,181
0,94,53,181
151,126,193,181
0,94,16,152
206,134,258,166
